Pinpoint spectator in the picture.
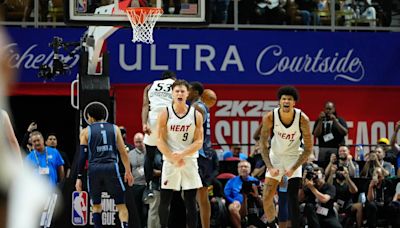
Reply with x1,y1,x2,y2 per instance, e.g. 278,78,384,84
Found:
295,0,319,25
162,0,181,14
209,178,229,228
361,149,390,177
210,0,230,23
313,101,348,168
120,126,135,151
254,0,287,24
248,141,266,179
223,144,248,160
22,0,49,22
224,160,264,228
24,131,65,186
361,0,376,27
375,145,392,175
390,120,400,176
299,167,342,228
365,167,397,227
325,145,356,177
45,133,71,179
127,132,147,228
378,137,397,166
21,121,37,154
327,165,362,228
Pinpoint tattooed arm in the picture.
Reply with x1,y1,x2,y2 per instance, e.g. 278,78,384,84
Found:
260,112,274,169
290,112,313,171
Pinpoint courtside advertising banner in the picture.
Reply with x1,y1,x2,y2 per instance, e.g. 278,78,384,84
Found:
6,28,400,86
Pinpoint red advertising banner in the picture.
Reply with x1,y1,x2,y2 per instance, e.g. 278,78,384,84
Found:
12,83,400,156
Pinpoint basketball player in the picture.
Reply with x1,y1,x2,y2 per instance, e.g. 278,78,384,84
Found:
188,81,216,228
142,71,176,191
260,86,313,228
75,103,134,228
157,79,203,228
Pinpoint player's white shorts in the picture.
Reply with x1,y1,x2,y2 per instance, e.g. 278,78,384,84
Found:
161,158,203,191
143,117,158,146
265,152,302,181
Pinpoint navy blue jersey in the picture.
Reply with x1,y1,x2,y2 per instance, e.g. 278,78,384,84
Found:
88,122,118,165
194,101,212,157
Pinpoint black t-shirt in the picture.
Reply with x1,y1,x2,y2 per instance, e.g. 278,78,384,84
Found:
333,181,353,211
313,117,348,148
374,179,395,206
305,183,337,216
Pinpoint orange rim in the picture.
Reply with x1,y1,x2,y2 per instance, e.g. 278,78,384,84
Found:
125,7,164,14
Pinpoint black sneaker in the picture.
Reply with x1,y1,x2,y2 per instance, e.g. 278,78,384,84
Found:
266,218,278,228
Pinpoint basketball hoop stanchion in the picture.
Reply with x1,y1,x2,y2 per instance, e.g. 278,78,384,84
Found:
125,7,163,44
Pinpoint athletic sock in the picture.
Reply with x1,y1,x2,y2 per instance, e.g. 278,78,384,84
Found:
121,221,128,228
93,213,102,228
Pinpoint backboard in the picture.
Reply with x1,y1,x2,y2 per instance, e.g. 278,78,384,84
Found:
65,0,207,25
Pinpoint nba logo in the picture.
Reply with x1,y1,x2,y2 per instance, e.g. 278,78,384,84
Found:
76,0,87,13
72,191,88,226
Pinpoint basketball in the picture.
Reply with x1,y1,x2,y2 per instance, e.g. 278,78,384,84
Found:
201,89,217,108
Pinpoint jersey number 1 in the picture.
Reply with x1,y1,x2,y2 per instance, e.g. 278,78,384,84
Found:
101,130,108,144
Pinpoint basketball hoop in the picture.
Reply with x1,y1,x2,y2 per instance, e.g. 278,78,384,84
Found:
125,7,163,44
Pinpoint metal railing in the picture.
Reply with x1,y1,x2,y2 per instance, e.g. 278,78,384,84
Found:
0,0,399,32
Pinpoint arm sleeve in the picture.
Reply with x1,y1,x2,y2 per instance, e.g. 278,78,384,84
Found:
77,145,88,175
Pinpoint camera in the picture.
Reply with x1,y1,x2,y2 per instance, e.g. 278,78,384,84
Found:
38,36,81,80
304,164,315,180
305,171,317,180
240,180,258,194
337,165,344,172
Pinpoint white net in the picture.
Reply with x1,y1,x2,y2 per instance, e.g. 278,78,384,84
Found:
125,8,163,44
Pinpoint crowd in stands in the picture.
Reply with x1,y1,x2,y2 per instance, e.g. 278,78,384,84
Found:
0,0,397,27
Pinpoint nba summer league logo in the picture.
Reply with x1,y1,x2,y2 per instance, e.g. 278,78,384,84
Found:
72,191,88,226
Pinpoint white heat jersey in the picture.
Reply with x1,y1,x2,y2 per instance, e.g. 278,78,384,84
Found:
270,107,304,156
165,105,198,160
144,78,174,146
147,78,175,119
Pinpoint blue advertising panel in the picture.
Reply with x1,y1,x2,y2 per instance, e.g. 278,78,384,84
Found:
6,27,400,85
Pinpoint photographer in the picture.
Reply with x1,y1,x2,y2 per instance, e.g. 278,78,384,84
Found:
299,167,342,228
360,149,389,178
313,102,348,168
325,146,356,178
365,167,396,227
327,165,362,228
224,160,264,228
